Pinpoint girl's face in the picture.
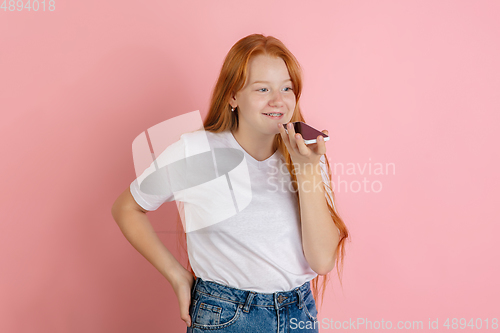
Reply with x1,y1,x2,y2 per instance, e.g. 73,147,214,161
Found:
230,54,296,137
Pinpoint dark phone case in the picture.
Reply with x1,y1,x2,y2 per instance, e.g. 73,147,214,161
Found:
282,122,328,141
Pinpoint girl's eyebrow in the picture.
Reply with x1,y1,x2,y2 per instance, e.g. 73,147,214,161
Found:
251,79,292,85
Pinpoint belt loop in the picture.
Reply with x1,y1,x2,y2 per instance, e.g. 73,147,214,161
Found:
242,291,256,313
296,287,304,309
191,276,200,299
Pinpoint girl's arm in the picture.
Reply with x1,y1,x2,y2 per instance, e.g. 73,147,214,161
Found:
278,122,340,276
296,166,340,275
111,188,187,284
111,188,195,326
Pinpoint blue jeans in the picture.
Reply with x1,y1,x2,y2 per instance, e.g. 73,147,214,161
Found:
187,277,319,332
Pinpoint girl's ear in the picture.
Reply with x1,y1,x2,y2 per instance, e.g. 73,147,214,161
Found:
229,92,237,108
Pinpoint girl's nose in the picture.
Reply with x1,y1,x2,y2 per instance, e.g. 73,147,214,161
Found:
270,90,284,106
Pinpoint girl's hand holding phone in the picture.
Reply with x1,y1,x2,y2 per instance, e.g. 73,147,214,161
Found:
278,122,328,169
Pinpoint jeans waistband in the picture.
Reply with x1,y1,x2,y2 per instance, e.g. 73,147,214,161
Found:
191,277,311,311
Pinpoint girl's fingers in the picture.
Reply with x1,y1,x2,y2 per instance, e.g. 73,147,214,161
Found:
179,296,192,326
316,135,327,155
295,133,310,155
287,123,299,153
278,123,292,151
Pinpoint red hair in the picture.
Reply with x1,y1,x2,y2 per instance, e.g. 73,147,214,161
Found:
176,34,349,308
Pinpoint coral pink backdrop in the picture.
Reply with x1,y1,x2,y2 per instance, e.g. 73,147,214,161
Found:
1,1,499,332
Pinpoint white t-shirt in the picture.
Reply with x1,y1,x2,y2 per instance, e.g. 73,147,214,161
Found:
130,129,325,292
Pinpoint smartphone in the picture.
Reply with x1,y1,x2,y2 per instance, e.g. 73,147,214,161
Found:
282,122,330,144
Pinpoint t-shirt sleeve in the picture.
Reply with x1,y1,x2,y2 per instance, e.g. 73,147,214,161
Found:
129,178,173,212
129,136,186,212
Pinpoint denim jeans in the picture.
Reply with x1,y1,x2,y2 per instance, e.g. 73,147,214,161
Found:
186,277,319,332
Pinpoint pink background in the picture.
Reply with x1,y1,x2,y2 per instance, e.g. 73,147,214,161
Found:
1,0,499,332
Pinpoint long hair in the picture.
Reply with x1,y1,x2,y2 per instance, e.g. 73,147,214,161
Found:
176,34,349,308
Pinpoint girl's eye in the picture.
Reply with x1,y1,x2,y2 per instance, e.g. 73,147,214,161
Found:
258,88,268,92
284,87,293,91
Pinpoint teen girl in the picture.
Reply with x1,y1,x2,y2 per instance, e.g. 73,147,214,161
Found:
112,34,348,332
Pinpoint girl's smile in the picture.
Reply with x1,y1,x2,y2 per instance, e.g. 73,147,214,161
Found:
261,112,284,119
